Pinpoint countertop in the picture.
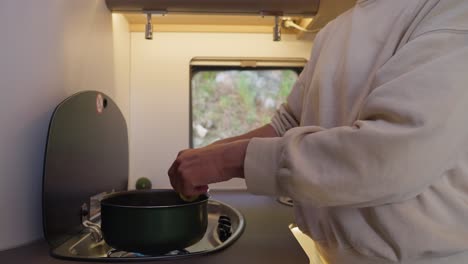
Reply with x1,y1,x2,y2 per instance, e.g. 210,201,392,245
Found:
0,190,308,264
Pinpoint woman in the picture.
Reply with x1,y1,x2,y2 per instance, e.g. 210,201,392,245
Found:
169,0,468,263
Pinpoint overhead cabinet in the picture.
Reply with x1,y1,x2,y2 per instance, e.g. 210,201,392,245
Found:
105,0,357,39
105,0,319,16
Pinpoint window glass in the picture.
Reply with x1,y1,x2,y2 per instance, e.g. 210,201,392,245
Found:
191,68,300,148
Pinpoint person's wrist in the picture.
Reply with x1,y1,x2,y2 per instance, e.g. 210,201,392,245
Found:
221,139,250,179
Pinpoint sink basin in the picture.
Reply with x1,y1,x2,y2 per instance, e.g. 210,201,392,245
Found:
51,200,245,261
289,224,328,264
69,233,112,257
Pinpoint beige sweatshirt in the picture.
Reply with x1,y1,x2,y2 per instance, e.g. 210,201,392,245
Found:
244,0,468,263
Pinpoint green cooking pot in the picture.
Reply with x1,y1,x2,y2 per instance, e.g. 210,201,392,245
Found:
100,189,209,254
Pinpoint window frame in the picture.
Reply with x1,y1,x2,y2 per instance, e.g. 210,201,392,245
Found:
189,57,306,148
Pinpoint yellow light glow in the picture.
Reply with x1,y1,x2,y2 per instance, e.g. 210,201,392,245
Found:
289,224,328,264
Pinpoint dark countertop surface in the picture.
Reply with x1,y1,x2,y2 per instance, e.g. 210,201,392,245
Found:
0,190,308,264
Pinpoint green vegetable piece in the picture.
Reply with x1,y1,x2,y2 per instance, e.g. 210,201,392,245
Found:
135,177,152,190
179,194,199,202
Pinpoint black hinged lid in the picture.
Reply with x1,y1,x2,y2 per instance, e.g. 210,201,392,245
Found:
42,91,128,248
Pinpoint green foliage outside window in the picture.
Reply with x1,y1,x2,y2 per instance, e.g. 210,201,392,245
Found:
191,69,299,148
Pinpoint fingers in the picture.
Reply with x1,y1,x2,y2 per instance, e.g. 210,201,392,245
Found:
196,185,209,193
167,145,228,197
179,180,207,197
168,149,189,181
177,149,190,157
167,150,207,196
167,158,179,190
173,163,208,197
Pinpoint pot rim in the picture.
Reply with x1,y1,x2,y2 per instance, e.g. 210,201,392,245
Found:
100,189,210,209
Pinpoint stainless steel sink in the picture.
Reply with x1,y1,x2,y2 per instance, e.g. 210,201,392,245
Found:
69,233,112,257
51,200,245,261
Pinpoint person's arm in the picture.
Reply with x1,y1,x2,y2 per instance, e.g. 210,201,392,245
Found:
168,48,316,197
210,124,278,145
245,31,468,208
167,124,279,196
167,75,312,196
168,139,249,196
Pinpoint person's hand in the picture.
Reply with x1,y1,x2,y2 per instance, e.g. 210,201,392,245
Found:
168,140,250,197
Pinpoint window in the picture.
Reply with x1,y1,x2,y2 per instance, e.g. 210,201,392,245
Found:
190,58,305,148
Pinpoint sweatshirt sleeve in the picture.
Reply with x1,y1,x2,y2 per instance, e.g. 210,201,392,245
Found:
245,31,468,208
270,30,325,136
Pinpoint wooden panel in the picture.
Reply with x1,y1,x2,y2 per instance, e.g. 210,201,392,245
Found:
129,24,279,33
125,14,275,26
125,14,296,33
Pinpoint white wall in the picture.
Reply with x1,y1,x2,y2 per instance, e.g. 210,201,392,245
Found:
130,32,313,190
0,1,130,251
